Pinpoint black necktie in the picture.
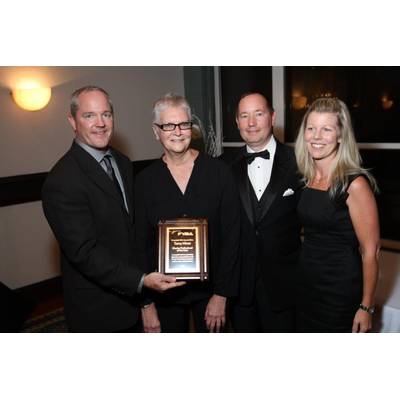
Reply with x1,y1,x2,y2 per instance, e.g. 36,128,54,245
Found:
102,155,124,200
244,149,270,164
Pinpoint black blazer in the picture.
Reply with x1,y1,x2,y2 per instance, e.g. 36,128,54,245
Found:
42,142,144,332
221,140,302,311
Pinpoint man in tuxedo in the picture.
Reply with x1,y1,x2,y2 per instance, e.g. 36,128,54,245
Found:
42,86,184,332
221,92,302,332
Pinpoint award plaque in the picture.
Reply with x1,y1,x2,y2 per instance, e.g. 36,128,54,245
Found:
158,218,208,281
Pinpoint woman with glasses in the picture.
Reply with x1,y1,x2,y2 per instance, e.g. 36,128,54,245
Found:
134,93,240,333
294,97,380,332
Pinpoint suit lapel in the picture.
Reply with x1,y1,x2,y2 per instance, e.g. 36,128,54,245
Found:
258,141,292,221
233,147,255,226
112,150,134,219
70,142,127,213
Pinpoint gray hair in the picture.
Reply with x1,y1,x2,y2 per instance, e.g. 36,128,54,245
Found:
294,97,377,197
152,92,192,123
70,86,113,118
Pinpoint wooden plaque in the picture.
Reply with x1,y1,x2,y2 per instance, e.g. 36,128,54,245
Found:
158,218,208,281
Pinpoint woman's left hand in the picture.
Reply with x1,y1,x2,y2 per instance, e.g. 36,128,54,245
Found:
205,294,227,333
352,309,372,333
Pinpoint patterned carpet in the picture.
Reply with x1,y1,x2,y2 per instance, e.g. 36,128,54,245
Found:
20,307,69,332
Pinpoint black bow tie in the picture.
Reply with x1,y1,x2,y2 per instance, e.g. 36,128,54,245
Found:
244,149,270,164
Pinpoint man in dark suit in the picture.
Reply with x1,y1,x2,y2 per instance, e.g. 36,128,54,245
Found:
42,86,184,332
221,92,302,332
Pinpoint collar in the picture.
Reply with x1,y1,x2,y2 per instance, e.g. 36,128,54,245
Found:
246,135,276,158
75,139,110,163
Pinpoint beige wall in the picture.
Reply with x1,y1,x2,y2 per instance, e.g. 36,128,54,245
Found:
0,66,184,288
0,66,185,177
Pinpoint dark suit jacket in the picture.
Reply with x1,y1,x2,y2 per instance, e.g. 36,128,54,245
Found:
221,140,302,311
42,141,144,332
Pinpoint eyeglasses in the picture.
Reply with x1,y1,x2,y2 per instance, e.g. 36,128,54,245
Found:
154,121,193,132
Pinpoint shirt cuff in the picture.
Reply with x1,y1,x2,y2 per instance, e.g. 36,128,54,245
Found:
137,273,146,294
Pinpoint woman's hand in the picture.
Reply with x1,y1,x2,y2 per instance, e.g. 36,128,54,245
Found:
205,294,227,333
352,308,372,333
141,303,161,333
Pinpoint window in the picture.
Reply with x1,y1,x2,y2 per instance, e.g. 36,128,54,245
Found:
220,67,272,143
285,66,400,143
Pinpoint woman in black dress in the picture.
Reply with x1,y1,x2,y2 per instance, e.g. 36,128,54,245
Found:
134,93,240,333
294,98,380,332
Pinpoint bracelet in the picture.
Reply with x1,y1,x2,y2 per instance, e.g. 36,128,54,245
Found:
359,303,375,315
141,303,153,310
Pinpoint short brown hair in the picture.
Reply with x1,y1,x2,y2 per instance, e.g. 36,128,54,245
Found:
236,92,274,117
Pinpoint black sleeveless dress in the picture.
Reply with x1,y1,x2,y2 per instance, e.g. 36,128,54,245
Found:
296,176,364,332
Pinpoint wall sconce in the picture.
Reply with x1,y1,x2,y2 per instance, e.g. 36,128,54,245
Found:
381,95,393,110
292,95,308,110
12,85,52,111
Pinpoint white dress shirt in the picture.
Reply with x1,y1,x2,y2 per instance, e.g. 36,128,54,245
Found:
247,136,276,200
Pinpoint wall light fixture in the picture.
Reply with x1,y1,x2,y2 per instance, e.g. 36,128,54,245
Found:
12,83,51,111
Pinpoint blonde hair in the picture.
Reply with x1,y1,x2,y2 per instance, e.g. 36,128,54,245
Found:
295,97,378,197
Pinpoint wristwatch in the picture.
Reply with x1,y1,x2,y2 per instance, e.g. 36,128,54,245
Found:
359,303,375,315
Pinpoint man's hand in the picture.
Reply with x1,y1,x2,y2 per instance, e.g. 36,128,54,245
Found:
143,272,185,293
205,294,226,333
141,303,161,333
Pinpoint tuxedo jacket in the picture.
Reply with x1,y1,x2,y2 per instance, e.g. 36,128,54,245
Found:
42,141,144,332
221,140,302,311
